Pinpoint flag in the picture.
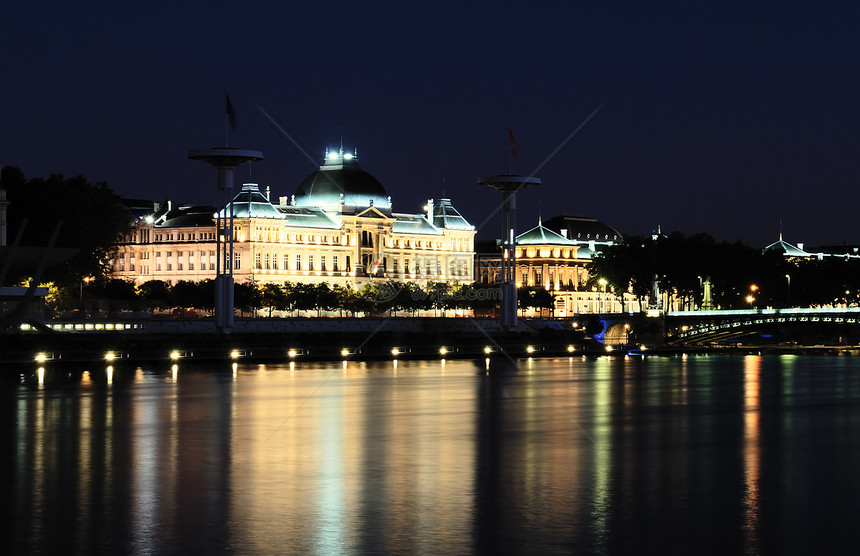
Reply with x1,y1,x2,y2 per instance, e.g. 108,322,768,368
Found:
225,91,237,129
508,126,518,157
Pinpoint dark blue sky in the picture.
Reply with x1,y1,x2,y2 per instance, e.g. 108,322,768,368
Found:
3,1,859,247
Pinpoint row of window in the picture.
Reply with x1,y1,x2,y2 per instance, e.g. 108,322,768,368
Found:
152,231,216,242
517,247,580,259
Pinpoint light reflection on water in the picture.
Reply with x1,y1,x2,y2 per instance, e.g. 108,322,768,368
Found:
4,355,860,554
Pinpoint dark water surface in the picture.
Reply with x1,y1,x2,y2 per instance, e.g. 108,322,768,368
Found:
3,354,860,555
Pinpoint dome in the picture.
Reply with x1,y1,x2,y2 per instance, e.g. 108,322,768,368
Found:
294,149,391,209
542,214,622,243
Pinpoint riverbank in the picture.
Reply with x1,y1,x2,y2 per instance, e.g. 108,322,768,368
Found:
1,316,599,365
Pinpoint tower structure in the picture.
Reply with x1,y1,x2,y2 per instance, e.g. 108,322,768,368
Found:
478,174,541,330
188,147,263,333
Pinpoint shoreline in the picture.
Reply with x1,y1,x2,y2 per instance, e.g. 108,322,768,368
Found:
3,316,860,367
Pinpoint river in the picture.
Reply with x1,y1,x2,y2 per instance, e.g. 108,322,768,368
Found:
3,354,860,555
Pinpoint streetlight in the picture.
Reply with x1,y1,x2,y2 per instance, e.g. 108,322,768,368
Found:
748,284,757,309
80,276,93,305
598,278,607,313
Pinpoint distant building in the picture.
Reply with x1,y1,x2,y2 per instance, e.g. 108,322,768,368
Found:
475,214,636,315
112,149,476,287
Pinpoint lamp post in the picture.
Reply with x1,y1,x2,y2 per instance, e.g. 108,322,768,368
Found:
785,274,791,307
598,278,607,313
80,276,93,305
747,283,758,310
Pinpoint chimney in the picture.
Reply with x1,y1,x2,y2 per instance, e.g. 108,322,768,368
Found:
265,186,271,201
798,242,804,250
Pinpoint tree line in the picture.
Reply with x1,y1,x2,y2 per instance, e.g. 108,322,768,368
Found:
586,231,860,309
71,279,531,317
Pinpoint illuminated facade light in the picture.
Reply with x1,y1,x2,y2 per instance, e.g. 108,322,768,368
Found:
288,349,297,358
391,347,400,356
170,350,181,361
104,352,116,361
439,346,448,355
567,345,576,352
483,346,492,354
230,350,240,359
526,345,535,354
341,348,350,357
35,353,47,363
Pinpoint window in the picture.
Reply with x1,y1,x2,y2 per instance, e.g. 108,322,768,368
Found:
309,255,314,271
296,254,302,271
333,255,338,271
177,251,183,271
393,258,398,273
255,253,262,270
321,256,326,271
265,253,270,270
272,255,278,270
119,254,125,272
233,252,241,270
284,254,289,270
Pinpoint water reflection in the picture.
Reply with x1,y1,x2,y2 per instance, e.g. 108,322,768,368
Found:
5,356,860,554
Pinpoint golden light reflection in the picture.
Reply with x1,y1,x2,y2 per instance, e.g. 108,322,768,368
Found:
743,355,762,555
106,366,114,385
37,367,45,385
81,371,92,386
171,364,178,380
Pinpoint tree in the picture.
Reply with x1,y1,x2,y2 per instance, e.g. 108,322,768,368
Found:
260,283,288,317
1,166,132,287
234,282,260,316
137,280,171,313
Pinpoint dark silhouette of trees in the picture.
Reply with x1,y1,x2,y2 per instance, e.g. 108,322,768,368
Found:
0,166,132,288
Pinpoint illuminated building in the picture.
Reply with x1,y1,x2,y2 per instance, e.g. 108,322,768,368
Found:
475,214,635,315
112,148,476,287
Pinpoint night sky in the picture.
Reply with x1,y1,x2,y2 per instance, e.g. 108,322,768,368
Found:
4,1,859,247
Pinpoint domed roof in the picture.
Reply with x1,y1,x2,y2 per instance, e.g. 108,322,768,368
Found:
294,149,390,209
542,214,622,243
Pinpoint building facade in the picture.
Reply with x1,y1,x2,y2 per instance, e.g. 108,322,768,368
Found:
475,214,640,315
112,149,476,287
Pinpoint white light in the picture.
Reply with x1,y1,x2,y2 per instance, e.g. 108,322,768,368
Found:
230,350,240,359
484,346,492,354
170,351,180,361
391,348,400,356
288,349,297,358
35,353,47,363
567,345,575,352
327,151,339,160
439,347,448,355
105,352,116,362
341,348,350,357
343,153,353,160
526,345,535,354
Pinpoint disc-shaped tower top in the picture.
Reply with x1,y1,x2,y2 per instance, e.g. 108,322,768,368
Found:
477,174,541,192
188,147,264,167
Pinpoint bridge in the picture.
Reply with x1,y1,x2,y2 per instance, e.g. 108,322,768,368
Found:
664,307,860,345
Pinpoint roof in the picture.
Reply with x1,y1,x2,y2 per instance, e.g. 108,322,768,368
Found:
294,150,390,209
763,235,811,257
153,204,217,227
220,183,282,218
516,223,573,245
276,206,341,229
392,214,441,235
542,214,622,243
432,199,474,230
